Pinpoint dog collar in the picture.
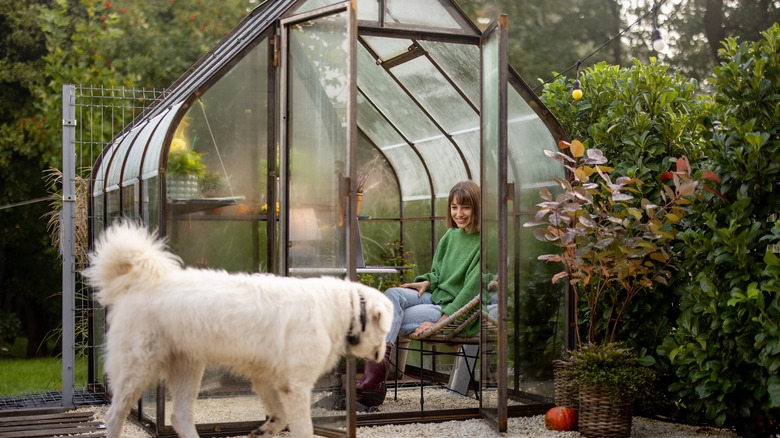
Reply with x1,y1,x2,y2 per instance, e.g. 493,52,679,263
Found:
347,291,366,346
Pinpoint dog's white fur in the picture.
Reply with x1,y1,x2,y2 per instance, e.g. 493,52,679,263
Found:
83,221,392,438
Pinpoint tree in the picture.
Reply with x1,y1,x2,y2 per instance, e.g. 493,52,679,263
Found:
458,0,630,88
660,0,780,82
0,0,60,357
0,0,250,358
459,0,780,92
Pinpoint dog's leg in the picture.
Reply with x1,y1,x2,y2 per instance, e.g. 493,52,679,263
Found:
104,372,152,438
249,380,287,437
167,357,205,438
277,381,314,438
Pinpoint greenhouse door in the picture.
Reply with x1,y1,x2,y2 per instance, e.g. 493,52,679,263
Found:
279,1,359,436
479,15,509,432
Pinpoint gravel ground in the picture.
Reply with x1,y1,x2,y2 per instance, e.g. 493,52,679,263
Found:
76,391,739,438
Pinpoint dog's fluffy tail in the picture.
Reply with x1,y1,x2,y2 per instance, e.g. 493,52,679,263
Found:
82,220,181,307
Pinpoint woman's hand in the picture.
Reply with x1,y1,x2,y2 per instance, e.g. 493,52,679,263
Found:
414,321,435,336
414,315,447,336
402,280,430,298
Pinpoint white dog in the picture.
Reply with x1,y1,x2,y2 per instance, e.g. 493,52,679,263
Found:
83,221,393,438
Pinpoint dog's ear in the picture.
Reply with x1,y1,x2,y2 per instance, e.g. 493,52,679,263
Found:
368,302,390,328
369,306,382,324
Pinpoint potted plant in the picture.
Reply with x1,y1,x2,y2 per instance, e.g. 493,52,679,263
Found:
561,342,654,436
524,139,702,436
199,171,229,198
355,153,389,215
167,138,206,199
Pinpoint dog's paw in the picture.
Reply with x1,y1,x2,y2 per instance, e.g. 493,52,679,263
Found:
248,416,284,437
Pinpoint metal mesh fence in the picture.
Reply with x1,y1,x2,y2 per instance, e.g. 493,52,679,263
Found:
34,85,165,409
0,389,108,410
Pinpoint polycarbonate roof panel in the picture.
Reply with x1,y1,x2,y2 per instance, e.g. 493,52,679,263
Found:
294,0,379,22
357,44,441,143
120,124,151,187
130,113,164,180
450,129,480,178
382,145,431,201
357,92,436,201
361,35,413,62
384,0,473,33
391,55,479,134
415,136,469,196
121,119,150,186
421,40,480,108
142,103,184,180
357,92,406,147
506,91,562,186
92,144,114,196
102,109,165,192
295,0,474,31
106,129,141,190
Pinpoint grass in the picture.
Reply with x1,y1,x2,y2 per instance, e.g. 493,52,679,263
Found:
0,357,90,395
1,338,91,395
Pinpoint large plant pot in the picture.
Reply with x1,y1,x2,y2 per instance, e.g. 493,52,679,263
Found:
578,386,633,438
167,174,201,199
553,360,579,410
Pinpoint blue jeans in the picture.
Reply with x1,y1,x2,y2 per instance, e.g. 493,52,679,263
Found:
384,287,442,346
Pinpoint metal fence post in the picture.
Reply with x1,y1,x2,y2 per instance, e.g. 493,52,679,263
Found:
61,84,77,408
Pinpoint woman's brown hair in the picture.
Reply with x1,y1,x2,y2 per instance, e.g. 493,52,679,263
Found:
445,180,480,233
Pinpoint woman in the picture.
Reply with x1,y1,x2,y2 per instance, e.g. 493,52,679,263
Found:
356,180,484,407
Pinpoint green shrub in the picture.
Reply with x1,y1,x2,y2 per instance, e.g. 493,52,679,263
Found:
659,24,780,437
541,59,708,203
539,58,710,364
562,342,655,403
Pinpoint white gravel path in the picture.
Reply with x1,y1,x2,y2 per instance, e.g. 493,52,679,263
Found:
77,404,738,438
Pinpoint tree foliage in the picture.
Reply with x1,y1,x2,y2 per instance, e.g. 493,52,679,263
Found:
0,0,60,358
659,24,780,436
460,0,780,91
660,0,780,82
526,139,701,347
459,0,628,87
0,0,249,357
541,59,708,197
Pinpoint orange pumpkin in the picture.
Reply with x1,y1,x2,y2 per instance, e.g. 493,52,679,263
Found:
544,406,578,431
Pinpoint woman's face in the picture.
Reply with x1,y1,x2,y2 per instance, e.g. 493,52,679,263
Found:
450,197,473,230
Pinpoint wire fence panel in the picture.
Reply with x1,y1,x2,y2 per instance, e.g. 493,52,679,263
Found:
57,84,164,408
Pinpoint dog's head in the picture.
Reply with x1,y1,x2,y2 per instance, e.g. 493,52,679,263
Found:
347,284,393,362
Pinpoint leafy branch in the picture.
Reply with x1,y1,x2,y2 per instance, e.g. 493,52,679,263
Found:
525,139,706,345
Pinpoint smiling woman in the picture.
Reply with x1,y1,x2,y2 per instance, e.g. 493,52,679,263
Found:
355,180,489,407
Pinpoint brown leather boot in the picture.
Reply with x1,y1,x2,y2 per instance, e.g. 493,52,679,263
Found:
356,345,391,406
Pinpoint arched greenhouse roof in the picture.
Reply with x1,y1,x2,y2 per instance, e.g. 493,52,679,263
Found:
92,0,566,205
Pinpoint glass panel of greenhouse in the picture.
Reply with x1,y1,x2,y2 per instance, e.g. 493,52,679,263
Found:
86,0,569,436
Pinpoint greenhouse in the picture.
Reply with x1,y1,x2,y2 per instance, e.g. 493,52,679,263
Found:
83,0,570,436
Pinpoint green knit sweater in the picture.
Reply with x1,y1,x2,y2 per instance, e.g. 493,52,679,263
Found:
414,227,483,321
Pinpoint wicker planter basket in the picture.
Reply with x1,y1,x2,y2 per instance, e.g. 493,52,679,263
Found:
578,386,633,438
552,360,579,410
